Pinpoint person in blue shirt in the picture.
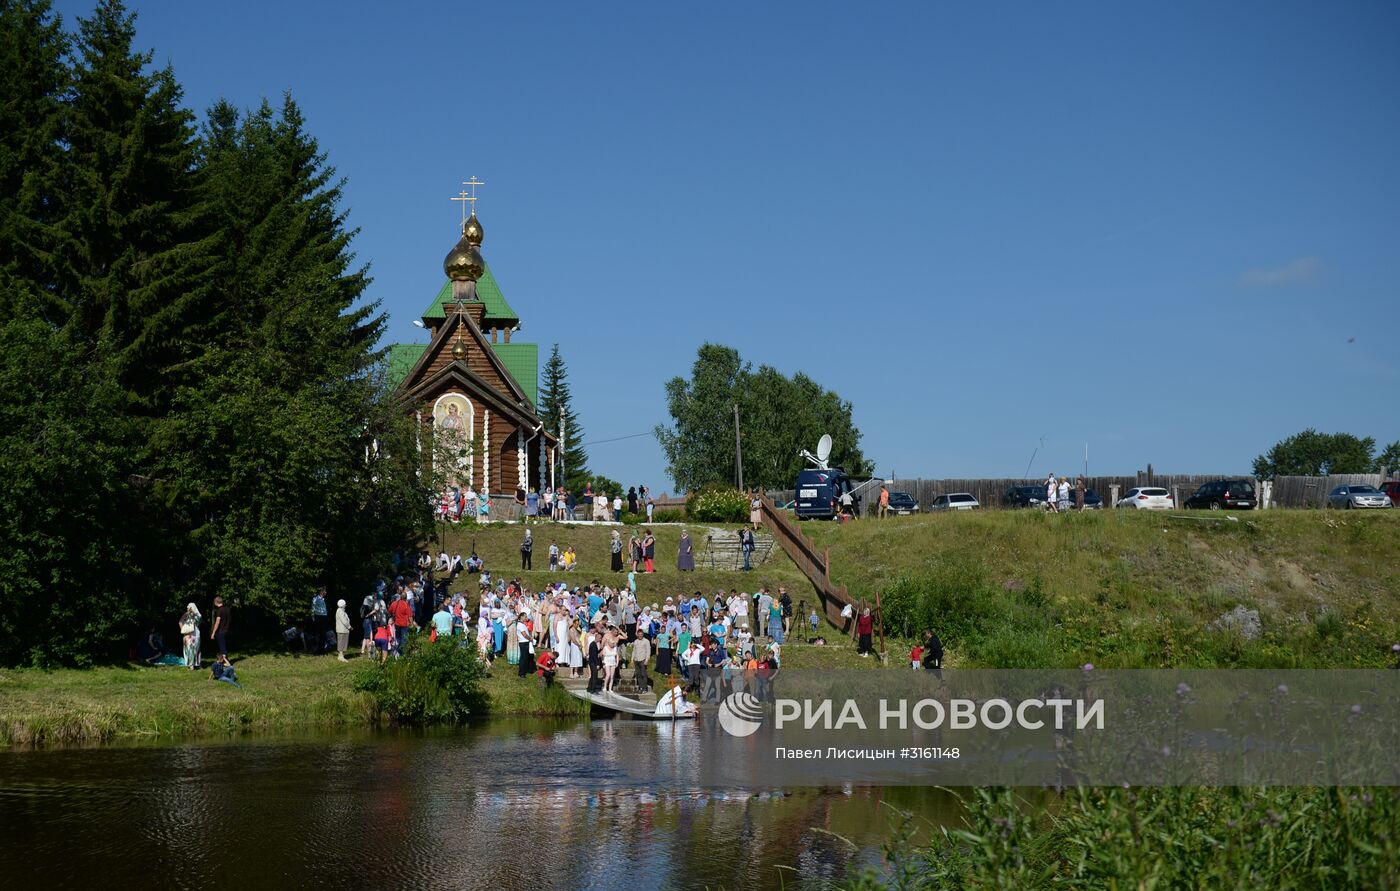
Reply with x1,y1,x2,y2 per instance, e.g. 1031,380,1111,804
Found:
708,617,727,648
431,602,453,638
587,590,604,619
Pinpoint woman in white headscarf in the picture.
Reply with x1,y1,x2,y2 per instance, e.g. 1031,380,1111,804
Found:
179,603,202,670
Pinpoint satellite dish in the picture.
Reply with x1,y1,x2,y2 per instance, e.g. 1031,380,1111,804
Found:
816,434,833,465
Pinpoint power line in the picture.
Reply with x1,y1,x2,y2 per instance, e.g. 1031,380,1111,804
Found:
574,430,657,448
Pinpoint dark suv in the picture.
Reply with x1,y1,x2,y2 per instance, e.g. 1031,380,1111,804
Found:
1184,479,1258,510
1002,485,1046,509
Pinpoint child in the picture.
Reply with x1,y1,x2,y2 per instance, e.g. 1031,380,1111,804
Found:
808,608,820,637
910,642,923,669
548,541,560,571
374,623,392,664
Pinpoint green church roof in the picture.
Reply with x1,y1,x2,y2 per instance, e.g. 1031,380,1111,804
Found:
420,262,518,324
383,340,538,407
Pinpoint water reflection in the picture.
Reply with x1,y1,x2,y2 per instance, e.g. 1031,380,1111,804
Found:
0,722,960,890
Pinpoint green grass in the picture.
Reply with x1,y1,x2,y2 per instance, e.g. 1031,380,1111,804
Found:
11,508,1396,746
847,785,1400,890
425,520,813,606
0,653,376,746
802,508,1400,669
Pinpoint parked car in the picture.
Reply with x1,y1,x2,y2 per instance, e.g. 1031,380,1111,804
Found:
1116,487,1174,510
1382,481,1400,507
1184,479,1258,510
1327,485,1392,509
1002,485,1045,509
930,493,980,511
1079,489,1104,509
887,492,919,515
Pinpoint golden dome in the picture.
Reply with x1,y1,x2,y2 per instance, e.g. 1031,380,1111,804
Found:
463,213,484,246
443,227,484,282
451,340,468,361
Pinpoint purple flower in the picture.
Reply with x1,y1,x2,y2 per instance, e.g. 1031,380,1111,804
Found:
1391,643,1400,653
1351,704,1362,715
1176,683,1191,695
1277,684,1289,695
1160,746,1172,757
1082,663,1094,672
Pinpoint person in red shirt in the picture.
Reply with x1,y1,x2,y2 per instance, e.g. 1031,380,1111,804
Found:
388,593,414,656
373,624,393,664
856,607,875,657
910,643,923,669
535,648,557,687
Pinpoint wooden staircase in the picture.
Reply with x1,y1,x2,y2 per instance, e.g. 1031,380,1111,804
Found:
700,529,775,570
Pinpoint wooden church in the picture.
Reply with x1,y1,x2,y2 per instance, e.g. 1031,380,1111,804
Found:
385,200,553,496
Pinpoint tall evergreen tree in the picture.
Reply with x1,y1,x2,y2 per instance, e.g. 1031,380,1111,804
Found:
0,2,430,662
152,94,425,619
537,344,589,491
0,0,69,310
57,0,218,398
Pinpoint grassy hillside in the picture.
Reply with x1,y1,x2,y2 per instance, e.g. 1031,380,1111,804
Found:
801,509,1400,669
429,521,814,607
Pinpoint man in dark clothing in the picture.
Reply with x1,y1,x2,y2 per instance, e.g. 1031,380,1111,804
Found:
922,630,944,677
520,530,533,570
586,626,603,693
210,596,233,657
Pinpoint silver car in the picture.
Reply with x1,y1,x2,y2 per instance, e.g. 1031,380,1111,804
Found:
1327,485,1392,509
930,493,979,511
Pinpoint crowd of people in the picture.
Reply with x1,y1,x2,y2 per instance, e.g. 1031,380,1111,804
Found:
1043,473,1090,512
436,482,662,524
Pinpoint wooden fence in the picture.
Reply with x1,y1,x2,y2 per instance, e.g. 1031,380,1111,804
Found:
772,471,1394,511
758,493,884,652
773,473,1242,513
1270,474,1384,509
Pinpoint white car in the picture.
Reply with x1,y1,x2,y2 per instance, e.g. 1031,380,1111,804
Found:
1117,487,1174,510
930,493,980,511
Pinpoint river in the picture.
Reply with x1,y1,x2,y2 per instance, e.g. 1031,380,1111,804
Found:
0,718,960,889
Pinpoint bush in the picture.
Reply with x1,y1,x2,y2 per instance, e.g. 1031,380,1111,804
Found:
654,509,684,523
353,634,488,724
687,486,749,523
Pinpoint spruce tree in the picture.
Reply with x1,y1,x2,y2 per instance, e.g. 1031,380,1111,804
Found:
155,94,424,619
58,0,218,405
0,0,69,312
538,344,590,491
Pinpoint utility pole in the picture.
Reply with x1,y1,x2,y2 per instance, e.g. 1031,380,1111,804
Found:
734,404,744,491
559,411,566,490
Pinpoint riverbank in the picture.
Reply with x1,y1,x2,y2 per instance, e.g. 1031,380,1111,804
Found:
0,650,588,746
0,638,881,747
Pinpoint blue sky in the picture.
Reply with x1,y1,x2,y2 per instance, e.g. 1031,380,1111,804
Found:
59,1,1400,492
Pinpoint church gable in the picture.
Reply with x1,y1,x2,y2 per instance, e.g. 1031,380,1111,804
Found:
399,309,532,415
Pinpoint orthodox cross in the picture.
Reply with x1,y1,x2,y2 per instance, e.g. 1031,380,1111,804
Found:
450,176,485,224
